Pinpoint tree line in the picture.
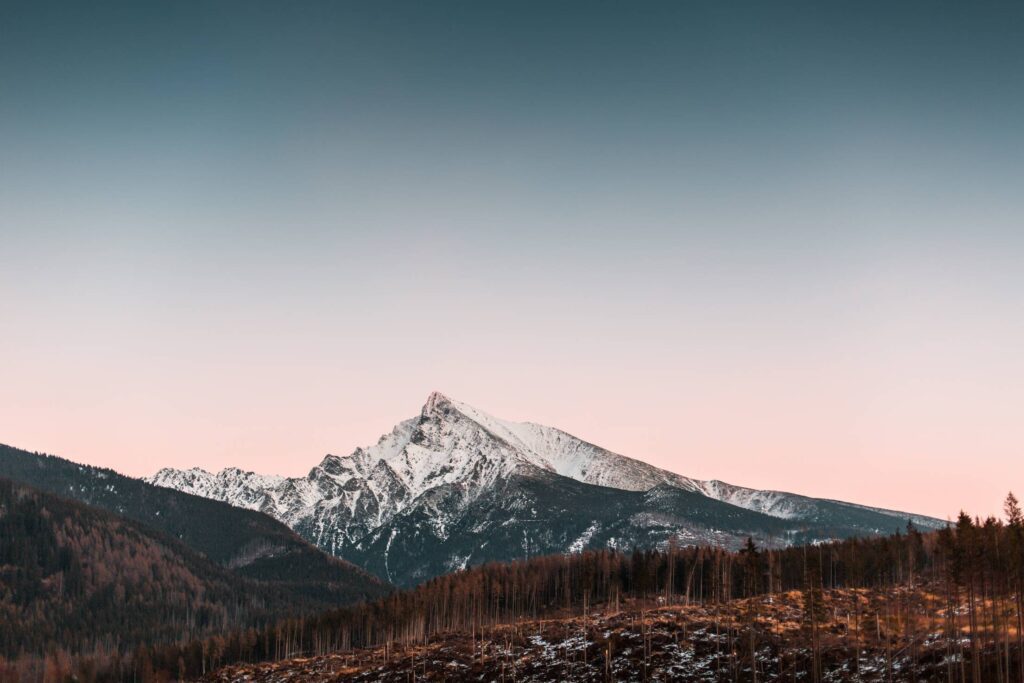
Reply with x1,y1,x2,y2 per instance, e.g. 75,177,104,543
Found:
8,493,1022,682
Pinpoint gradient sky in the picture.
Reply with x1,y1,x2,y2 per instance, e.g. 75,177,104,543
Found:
2,1,1022,520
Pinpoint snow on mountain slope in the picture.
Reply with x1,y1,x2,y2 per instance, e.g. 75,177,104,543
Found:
150,394,550,554
148,466,286,514
690,479,946,529
149,392,710,539
346,394,939,529
147,391,943,585
427,394,704,492
692,480,823,520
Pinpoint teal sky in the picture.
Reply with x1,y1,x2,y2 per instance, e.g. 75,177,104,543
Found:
1,1,1022,518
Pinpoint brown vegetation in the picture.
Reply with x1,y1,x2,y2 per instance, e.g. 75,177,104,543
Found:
0,478,381,682
5,490,1024,682
192,493,1024,679
202,585,1015,682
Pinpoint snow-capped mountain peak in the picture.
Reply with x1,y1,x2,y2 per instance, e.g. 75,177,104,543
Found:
400,391,700,493
146,392,943,585
421,390,454,416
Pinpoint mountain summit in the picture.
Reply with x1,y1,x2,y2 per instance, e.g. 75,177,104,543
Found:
148,393,942,586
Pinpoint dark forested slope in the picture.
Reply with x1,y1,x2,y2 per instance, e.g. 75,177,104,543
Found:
0,477,354,660
0,444,389,606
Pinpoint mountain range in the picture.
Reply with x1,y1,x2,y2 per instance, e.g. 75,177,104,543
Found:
148,392,943,586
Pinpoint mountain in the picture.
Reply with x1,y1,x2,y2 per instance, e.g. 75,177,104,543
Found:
148,392,943,586
0,476,357,663
0,443,390,607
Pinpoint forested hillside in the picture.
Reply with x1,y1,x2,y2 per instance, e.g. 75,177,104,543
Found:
0,444,388,605
51,494,1023,682
0,477,384,679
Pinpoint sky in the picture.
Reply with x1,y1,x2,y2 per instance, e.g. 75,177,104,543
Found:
1,1,1022,520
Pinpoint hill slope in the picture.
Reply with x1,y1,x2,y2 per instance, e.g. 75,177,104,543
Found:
0,477,350,660
0,443,389,606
